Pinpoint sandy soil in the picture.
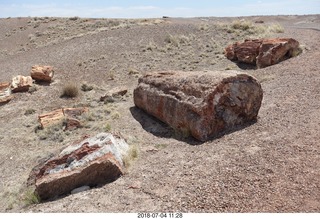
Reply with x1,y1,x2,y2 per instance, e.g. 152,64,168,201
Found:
0,15,319,212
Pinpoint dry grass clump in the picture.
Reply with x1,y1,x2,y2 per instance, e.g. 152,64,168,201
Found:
24,109,36,116
23,188,40,206
267,23,284,33
123,144,139,169
104,123,112,132
218,19,285,37
231,19,254,31
36,119,65,142
81,83,93,92
61,83,79,98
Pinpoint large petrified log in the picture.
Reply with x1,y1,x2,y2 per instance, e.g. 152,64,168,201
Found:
0,82,13,105
30,65,54,82
29,133,129,200
224,38,300,68
11,75,33,92
133,71,263,141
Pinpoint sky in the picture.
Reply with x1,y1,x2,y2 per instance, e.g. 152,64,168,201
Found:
0,0,319,18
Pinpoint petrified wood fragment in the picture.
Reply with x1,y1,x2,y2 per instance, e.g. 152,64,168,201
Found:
30,133,129,200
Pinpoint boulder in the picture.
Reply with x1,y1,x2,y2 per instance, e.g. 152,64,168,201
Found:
0,82,14,105
133,71,263,141
38,107,88,129
11,75,33,92
224,38,300,68
30,133,129,200
30,65,54,82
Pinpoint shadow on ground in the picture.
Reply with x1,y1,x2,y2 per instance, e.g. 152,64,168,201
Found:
130,106,258,146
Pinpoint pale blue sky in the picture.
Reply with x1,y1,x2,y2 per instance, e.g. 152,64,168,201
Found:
0,0,319,18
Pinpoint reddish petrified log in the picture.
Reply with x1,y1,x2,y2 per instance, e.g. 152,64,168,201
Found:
134,71,263,141
224,38,300,68
29,133,129,200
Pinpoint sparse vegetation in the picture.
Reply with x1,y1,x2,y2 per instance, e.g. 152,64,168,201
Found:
28,85,37,94
217,19,285,38
61,83,79,98
23,188,40,206
155,144,168,149
104,123,112,132
81,83,93,92
24,109,36,116
111,112,120,120
37,120,65,142
123,144,139,169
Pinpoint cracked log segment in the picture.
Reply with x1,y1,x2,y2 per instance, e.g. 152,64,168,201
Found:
30,65,54,82
224,38,300,68
29,133,129,200
133,71,263,141
38,107,88,130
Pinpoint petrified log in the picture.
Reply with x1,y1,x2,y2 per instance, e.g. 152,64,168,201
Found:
11,75,33,92
30,65,54,82
38,109,64,128
38,107,88,129
133,71,263,141
30,133,129,200
0,82,14,105
224,38,300,68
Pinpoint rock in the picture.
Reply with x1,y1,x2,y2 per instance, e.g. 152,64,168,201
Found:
30,65,54,82
134,71,263,141
38,107,88,129
11,75,33,92
31,132,129,200
38,109,64,129
256,38,300,68
70,185,90,194
64,117,81,131
100,86,128,102
63,107,89,118
0,82,13,105
224,38,300,68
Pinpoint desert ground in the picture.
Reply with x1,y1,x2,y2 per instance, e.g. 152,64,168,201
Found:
0,14,319,212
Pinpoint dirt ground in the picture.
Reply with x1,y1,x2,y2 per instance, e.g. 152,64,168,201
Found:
0,14,319,212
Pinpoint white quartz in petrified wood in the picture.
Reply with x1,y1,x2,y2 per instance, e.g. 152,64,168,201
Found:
133,71,263,141
31,133,129,200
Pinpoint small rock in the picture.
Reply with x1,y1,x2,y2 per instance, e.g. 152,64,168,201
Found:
0,82,13,105
30,65,54,82
100,86,127,102
11,75,33,92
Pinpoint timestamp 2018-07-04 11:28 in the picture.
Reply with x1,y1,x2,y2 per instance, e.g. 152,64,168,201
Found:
137,213,183,218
